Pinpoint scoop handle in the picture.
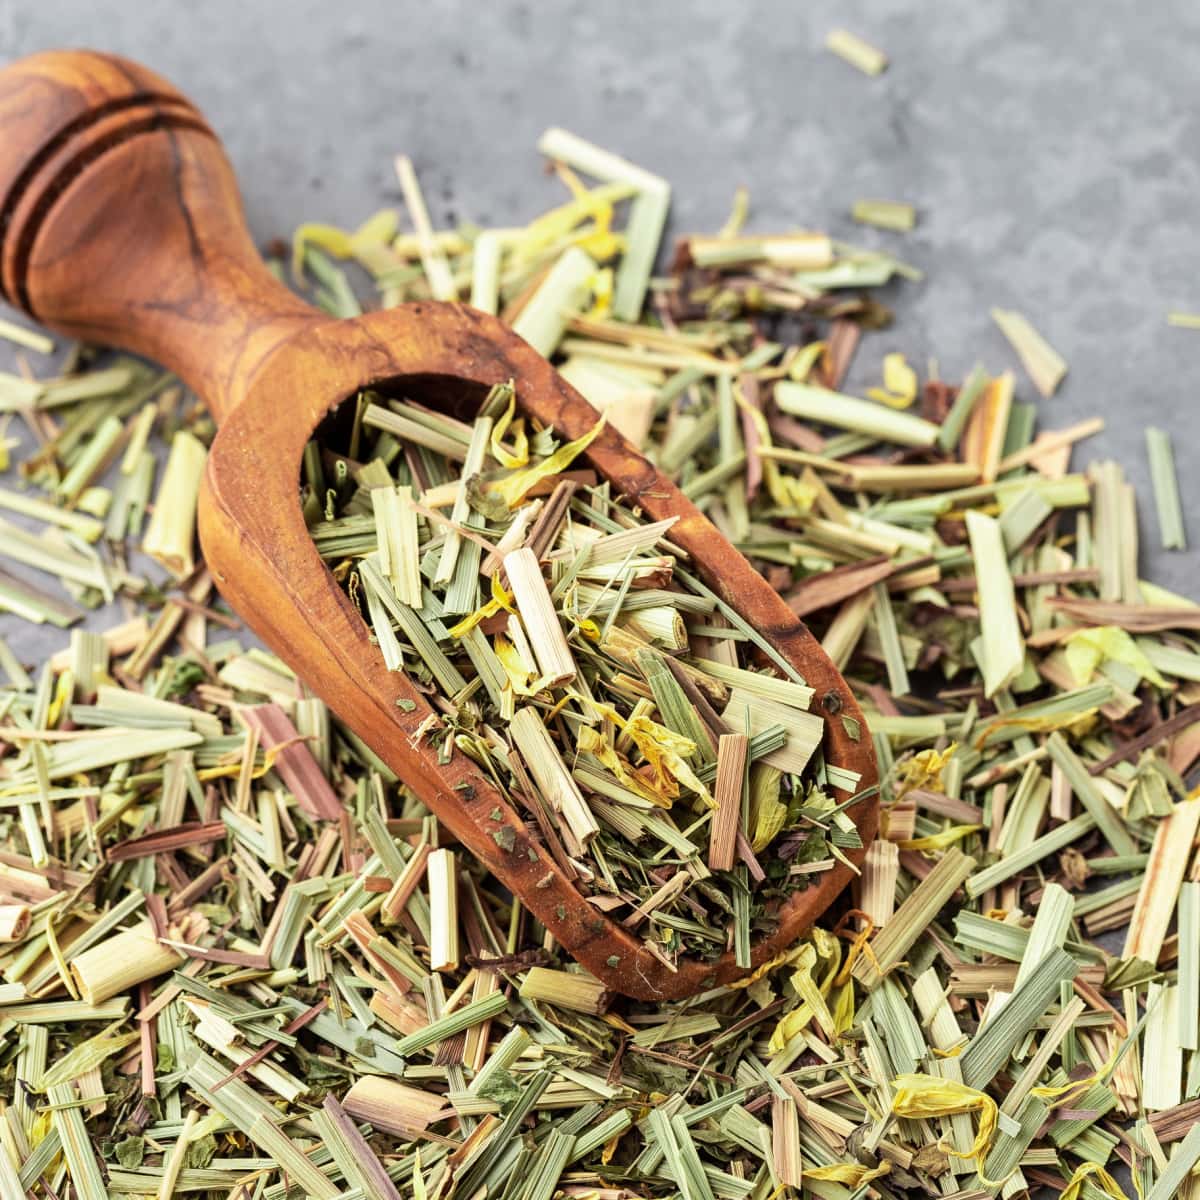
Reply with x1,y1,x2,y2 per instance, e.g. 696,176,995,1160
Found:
0,50,320,423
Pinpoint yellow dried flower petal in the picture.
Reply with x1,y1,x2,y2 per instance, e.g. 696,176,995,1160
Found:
788,340,827,382
487,416,606,509
448,574,518,639
892,743,957,798
1060,1161,1128,1200
890,1073,997,1170
807,1162,890,1186
898,824,983,852
490,387,530,469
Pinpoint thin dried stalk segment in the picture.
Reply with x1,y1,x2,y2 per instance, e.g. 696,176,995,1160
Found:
1146,427,1187,550
991,308,1068,397
708,733,747,870
69,920,187,1005
961,370,1013,483
372,484,423,605
509,706,599,853
965,509,1025,697
504,546,576,686
239,703,343,821
519,966,610,1014
826,28,888,74
428,847,460,972
859,839,899,927
1123,798,1200,966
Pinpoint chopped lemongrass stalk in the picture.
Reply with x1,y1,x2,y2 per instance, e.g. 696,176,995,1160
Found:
427,847,459,973
870,580,910,696
362,403,469,458
1013,882,1074,987
959,947,1077,1089
825,28,888,75
537,128,669,322
509,706,599,852
394,989,508,1056
708,733,747,871
1179,883,1200,1052
1146,1124,1200,1200
141,430,206,577
394,155,457,300
372,485,423,605
505,547,576,686
852,199,915,231
1142,983,1182,1112
1123,798,1200,965
771,1095,804,1188
56,413,124,503
859,839,899,927
470,228,509,314
854,848,976,989
435,415,492,586
0,486,104,540
965,812,1097,897
1045,733,1136,857
961,371,1013,484
721,689,823,774
774,382,939,447
937,364,989,453
0,904,30,942
998,414,1104,474
120,401,157,474
511,245,597,355
519,966,610,1014
991,308,1067,397
686,658,813,709
48,1082,108,1200
1146,427,1186,550
69,920,186,1005
965,510,1025,697
0,317,53,353
686,233,833,271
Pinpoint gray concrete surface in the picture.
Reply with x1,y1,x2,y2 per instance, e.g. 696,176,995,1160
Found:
0,0,1198,662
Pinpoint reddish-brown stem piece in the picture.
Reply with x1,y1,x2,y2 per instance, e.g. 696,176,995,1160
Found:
0,49,878,999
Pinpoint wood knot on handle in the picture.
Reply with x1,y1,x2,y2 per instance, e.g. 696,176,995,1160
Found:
0,50,215,313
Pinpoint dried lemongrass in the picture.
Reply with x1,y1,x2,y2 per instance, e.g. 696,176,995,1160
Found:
852,199,915,231
1123,798,1200,966
774,381,939,447
509,707,599,852
859,839,899,926
1146,427,1187,550
427,847,460,973
707,732,747,871
141,430,206,577
69,920,186,1005
520,966,610,1014
372,485,423,605
965,510,1025,697
505,547,576,685
825,28,888,75
537,127,668,322
991,307,1068,397
854,848,976,988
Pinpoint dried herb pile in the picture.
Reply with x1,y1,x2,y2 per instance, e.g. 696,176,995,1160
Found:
312,382,854,966
0,120,1195,1200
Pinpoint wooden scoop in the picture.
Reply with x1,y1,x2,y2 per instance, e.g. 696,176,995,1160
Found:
0,50,878,999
